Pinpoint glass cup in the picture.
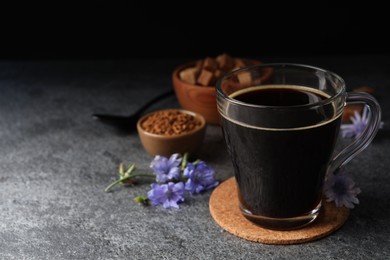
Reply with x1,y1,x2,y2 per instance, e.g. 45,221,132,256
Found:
216,63,382,230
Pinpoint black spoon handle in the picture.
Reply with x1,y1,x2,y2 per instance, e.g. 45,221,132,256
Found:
91,114,131,122
132,90,175,116
92,90,175,121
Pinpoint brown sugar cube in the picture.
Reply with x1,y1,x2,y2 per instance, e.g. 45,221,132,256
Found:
342,105,363,123
234,58,248,68
216,53,234,71
195,59,204,71
209,70,225,86
214,69,225,80
203,57,218,71
197,69,215,86
353,86,375,95
179,67,199,85
237,71,252,85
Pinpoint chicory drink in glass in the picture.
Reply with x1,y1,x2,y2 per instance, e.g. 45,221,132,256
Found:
216,63,381,230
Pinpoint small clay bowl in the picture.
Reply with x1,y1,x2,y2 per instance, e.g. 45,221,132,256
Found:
172,61,220,124
172,59,268,125
136,108,206,157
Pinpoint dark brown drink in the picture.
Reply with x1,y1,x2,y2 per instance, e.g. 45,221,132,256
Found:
220,85,342,228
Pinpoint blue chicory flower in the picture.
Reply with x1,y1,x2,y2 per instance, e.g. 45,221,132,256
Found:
147,182,186,209
150,153,182,182
340,107,369,138
341,107,384,139
324,169,361,209
183,161,219,195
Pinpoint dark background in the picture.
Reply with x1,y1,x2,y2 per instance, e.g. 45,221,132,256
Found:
0,4,387,60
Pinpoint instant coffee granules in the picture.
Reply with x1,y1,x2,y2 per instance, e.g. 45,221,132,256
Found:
141,110,202,136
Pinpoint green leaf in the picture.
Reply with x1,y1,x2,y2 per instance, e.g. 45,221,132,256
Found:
134,196,149,205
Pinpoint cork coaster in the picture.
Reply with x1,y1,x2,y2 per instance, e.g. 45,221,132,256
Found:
209,177,350,245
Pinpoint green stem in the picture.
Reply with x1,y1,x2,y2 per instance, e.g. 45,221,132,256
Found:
181,153,189,171
130,173,156,178
104,173,155,192
192,159,201,165
125,164,136,175
104,178,124,193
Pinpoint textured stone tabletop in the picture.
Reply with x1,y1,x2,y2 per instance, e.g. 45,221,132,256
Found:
0,56,389,259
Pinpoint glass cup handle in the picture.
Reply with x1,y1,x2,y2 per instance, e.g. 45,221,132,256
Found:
328,92,382,174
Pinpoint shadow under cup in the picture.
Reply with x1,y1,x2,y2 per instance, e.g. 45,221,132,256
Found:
216,64,347,230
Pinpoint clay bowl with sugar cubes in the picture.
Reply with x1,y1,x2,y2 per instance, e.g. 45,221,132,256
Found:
172,53,270,124
136,108,206,157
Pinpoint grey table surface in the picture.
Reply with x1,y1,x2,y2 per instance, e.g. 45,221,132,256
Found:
0,56,389,259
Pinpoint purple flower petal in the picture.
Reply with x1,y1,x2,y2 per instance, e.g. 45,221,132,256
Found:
184,162,219,195
341,107,384,139
150,154,181,182
147,183,166,206
147,182,185,209
324,170,361,209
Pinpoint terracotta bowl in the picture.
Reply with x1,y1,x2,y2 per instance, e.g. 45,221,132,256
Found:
172,59,267,125
172,61,219,124
136,108,206,157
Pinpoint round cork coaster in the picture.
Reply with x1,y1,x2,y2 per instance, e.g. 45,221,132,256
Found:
209,177,350,245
